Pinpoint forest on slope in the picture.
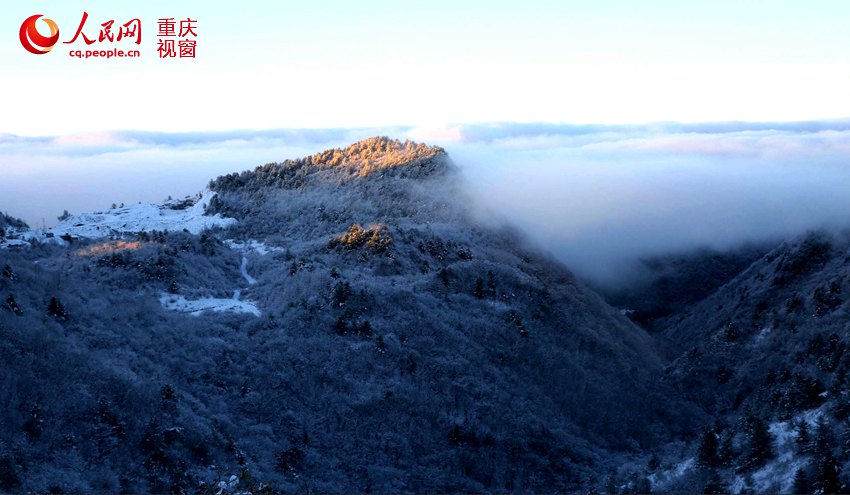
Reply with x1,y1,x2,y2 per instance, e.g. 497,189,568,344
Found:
0,138,695,493
3,137,849,494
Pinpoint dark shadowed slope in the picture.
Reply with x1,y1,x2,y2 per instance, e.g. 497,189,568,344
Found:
640,229,850,492
601,244,774,333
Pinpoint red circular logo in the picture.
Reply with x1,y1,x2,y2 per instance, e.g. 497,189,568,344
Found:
20,15,60,55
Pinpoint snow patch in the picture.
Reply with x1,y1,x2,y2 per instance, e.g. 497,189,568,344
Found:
54,190,234,239
3,191,235,251
1,226,49,249
730,406,826,494
673,457,694,478
652,408,828,493
159,293,260,317
215,475,240,495
224,239,284,255
240,257,257,285
0,238,30,249
648,457,694,489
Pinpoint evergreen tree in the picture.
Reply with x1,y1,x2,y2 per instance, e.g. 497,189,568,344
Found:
842,423,850,458
22,404,44,439
739,415,773,472
437,267,450,287
0,455,19,492
647,454,661,471
812,419,840,494
623,471,650,494
812,452,840,494
797,421,812,455
473,277,485,299
813,418,834,455
703,470,727,494
792,468,810,495
486,270,497,296
696,426,720,468
47,296,69,322
160,384,177,414
718,434,734,468
603,473,617,494
5,294,23,316
634,475,651,494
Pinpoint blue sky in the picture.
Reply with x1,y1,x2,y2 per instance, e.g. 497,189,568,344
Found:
3,1,850,134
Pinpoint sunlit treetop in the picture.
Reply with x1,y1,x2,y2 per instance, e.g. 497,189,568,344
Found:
208,136,450,194
306,136,446,175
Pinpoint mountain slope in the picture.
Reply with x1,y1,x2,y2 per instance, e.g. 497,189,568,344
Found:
645,229,850,492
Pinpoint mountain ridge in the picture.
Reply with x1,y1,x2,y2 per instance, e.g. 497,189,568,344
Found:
208,136,449,196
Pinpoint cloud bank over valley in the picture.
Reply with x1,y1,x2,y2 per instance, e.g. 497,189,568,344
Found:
4,121,850,285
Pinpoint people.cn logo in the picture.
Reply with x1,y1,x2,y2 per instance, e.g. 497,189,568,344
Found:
19,15,60,55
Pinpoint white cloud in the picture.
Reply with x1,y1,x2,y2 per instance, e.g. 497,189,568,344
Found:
4,122,850,287
405,125,465,143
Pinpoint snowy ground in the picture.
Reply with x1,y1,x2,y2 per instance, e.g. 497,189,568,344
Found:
223,239,285,255
0,238,30,249
1,191,235,249
1,226,42,248
159,293,260,317
729,407,825,494
648,457,694,490
54,190,235,237
650,407,825,494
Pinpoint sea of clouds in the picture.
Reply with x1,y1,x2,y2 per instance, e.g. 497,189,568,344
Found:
3,121,850,286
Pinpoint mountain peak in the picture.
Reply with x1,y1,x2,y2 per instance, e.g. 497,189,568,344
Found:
305,136,446,175
208,136,450,194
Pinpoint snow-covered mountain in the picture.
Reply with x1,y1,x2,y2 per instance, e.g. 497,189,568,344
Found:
0,137,690,493
5,136,847,494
